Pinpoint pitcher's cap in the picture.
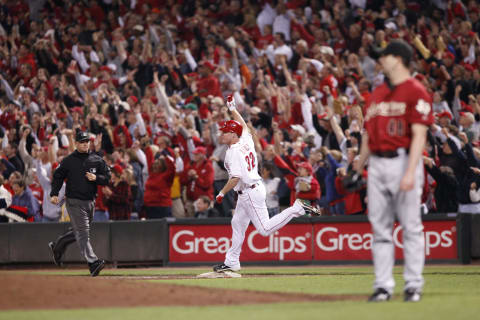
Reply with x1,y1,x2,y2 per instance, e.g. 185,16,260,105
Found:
378,39,413,65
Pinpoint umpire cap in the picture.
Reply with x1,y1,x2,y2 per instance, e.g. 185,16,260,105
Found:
378,39,413,65
75,131,90,142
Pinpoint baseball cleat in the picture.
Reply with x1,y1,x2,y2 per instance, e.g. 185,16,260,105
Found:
368,288,391,302
213,263,240,273
88,259,105,277
404,288,422,302
295,199,322,216
48,241,62,266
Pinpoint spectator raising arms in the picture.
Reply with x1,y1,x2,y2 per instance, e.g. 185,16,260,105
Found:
0,0,479,224
143,150,176,219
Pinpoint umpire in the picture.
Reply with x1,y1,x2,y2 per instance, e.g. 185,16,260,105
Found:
48,131,111,276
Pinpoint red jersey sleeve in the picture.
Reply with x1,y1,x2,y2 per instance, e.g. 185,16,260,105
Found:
406,79,434,127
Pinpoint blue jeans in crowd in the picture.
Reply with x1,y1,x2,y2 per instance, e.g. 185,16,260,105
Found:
145,206,171,219
94,210,109,221
329,201,345,215
42,216,60,222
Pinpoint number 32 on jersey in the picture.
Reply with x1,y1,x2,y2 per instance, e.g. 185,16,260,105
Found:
245,152,255,171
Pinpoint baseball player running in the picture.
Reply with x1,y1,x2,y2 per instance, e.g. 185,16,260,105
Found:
354,40,434,302
213,96,320,273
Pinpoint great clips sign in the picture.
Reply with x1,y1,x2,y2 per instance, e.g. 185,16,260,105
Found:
169,224,312,262
313,220,457,261
168,220,457,263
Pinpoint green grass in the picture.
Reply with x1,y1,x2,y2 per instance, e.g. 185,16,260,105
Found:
1,265,479,320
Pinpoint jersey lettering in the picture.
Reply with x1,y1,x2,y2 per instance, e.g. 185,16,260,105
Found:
245,152,255,172
226,133,262,190
364,101,406,121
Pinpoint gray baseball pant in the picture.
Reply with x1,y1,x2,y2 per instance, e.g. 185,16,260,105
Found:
65,198,98,263
367,152,425,294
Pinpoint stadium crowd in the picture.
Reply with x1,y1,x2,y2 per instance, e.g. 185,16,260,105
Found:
1,0,480,222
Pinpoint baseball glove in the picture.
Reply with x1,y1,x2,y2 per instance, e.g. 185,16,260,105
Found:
341,171,366,192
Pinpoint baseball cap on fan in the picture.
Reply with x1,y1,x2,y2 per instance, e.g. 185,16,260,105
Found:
192,146,207,155
377,39,413,65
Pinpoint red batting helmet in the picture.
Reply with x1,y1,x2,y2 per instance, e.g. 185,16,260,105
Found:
219,120,243,137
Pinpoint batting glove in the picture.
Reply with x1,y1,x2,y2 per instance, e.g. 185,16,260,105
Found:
226,95,236,111
216,192,225,204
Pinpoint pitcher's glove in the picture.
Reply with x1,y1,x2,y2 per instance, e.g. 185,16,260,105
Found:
342,171,366,192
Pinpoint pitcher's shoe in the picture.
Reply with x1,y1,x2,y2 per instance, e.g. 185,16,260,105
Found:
88,259,105,277
48,242,62,266
295,199,322,216
213,263,240,273
404,288,422,302
368,288,391,302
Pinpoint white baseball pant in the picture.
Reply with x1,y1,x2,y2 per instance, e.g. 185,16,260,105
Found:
367,151,425,294
224,182,305,269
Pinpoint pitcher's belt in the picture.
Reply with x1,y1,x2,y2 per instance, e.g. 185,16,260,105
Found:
372,148,408,158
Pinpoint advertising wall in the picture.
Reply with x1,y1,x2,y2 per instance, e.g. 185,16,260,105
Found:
168,218,458,264
1,214,469,265
312,220,457,261
169,224,312,263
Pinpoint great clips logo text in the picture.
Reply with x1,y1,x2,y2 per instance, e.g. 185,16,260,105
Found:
168,220,457,263
172,230,230,255
316,226,452,255
313,221,457,260
169,224,312,262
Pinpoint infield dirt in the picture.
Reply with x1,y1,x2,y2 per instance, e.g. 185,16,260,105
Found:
0,273,363,310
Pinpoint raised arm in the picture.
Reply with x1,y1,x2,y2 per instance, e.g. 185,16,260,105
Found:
329,109,346,146
354,131,371,174
18,128,34,168
226,95,248,134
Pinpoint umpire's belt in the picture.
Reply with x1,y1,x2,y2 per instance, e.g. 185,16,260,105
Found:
237,184,257,194
372,148,408,158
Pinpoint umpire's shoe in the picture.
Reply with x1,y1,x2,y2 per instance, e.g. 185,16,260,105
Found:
404,288,422,302
48,242,62,266
88,259,105,277
368,288,391,302
295,199,322,216
213,263,240,273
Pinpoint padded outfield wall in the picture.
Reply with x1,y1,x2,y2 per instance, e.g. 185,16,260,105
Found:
0,214,476,265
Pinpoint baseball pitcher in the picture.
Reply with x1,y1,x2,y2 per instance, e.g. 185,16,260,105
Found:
355,40,434,302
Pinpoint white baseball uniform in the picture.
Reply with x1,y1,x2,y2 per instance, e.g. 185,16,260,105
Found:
223,131,305,270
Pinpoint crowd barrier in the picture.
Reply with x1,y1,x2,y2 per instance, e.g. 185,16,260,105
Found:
0,214,478,266
0,220,168,265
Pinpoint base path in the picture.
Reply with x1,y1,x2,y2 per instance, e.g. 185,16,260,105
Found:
0,273,363,310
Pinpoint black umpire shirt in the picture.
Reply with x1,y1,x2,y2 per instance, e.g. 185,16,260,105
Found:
50,150,111,201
